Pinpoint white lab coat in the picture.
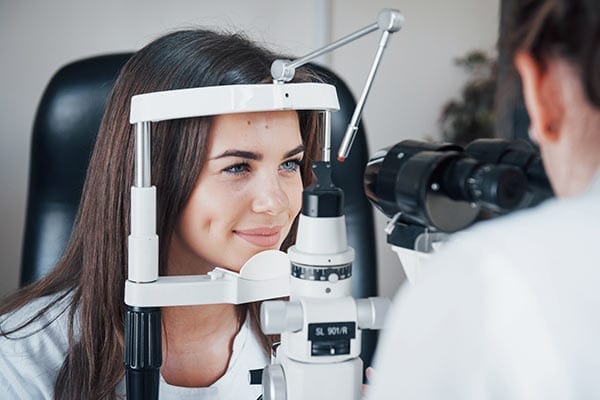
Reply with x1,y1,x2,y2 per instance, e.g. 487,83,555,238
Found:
368,171,600,400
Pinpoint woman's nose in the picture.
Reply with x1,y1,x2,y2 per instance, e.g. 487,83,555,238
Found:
252,176,289,215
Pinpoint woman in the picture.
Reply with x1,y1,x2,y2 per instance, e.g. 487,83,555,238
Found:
0,29,321,399
369,0,600,399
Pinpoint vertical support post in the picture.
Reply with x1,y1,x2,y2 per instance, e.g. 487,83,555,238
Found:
322,111,332,163
135,122,151,188
129,121,158,283
126,121,161,400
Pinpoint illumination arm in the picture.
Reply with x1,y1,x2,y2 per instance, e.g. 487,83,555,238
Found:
270,8,404,161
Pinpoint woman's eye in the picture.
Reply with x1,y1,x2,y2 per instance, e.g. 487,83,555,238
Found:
280,158,302,172
222,163,250,175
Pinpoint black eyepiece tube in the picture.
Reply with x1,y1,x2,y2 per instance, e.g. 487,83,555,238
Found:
464,138,554,203
364,139,535,232
125,306,162,400
442,158,527,213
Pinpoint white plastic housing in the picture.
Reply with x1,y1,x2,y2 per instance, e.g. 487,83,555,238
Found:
128,186,158,283
294,214,348,254
288,215,354,266
391,245,446,284
261,300,304,335
280,296,361,364
356,297,391,330
275,352,362,400
130,83,340,123
287,214,354,298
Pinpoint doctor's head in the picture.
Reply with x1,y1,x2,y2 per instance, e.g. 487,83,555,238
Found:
501,0,600,197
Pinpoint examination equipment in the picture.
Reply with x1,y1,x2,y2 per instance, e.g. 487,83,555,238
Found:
256,9,402,400
124,83,340,400
364,138,553,282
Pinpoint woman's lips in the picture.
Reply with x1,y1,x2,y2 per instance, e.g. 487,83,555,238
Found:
234,227,283,247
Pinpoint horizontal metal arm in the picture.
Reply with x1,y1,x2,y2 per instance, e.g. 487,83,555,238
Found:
271,8,404,83
288,23,378,70
270,8,404,163
271,23,378,82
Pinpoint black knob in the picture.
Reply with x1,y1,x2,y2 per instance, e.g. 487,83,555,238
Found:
249,368,263,385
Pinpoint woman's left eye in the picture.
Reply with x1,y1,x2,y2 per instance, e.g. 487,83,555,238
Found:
280,158,302,172
222,162,250,175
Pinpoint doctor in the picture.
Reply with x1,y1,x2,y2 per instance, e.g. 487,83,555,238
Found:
369,0,600,399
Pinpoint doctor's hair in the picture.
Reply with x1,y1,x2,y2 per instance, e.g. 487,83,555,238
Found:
500,0,600,108
0,29,321,400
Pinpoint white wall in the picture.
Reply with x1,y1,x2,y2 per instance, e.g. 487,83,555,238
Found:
0,0,499,299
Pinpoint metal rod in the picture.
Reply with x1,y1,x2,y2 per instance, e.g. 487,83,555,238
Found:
338,30,391,161
322,111,332,163
134,122,151,187
315,0,333,66
287,23,379,70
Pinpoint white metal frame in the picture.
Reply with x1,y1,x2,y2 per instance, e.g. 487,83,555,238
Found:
125,82,340,307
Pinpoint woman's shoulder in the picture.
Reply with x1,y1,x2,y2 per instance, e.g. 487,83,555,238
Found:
0,290,74,335
0,290,74,398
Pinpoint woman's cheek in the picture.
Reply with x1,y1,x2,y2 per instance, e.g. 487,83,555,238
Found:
291,176,304,214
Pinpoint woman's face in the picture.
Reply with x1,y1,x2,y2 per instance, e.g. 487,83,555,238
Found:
170,110,305,274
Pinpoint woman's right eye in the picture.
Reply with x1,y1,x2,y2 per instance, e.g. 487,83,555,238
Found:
222,162,250,175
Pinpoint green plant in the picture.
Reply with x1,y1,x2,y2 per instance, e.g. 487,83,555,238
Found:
439,50,497,146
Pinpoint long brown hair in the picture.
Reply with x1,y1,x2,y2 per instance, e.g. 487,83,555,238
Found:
0,29,321,399
500,0,600,109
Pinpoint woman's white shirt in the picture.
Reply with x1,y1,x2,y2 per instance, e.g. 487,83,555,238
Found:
0,293,73,399
0,294,268,399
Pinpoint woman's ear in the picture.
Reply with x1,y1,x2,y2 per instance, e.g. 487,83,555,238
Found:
514,51,563,143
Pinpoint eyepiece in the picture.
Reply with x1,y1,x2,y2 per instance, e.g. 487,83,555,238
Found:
364,139,548,232
442,158,527,213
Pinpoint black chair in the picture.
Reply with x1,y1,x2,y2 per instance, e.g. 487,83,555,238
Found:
20,54,379,368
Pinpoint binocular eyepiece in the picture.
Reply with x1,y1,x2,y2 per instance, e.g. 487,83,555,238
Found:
364,138,553,232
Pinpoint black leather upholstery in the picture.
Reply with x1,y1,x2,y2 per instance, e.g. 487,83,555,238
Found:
20,55,379,367
21,54,132,286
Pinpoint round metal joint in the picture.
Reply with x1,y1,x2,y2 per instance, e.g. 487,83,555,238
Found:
262,364,287,400
260,300,304,335
356,297,392,330
377,8,404,33
271,59,295,83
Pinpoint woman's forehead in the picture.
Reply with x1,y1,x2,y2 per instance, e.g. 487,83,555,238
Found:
211,110,299,128
208,111,303,151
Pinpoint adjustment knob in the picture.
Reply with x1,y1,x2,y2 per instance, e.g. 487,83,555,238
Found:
260,300,303,334
291,263,352,281
262,364,287,400
356,297,392,330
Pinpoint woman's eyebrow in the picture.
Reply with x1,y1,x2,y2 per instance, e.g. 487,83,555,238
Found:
211,150,262,160
211,144,305,161
284,144,305,158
